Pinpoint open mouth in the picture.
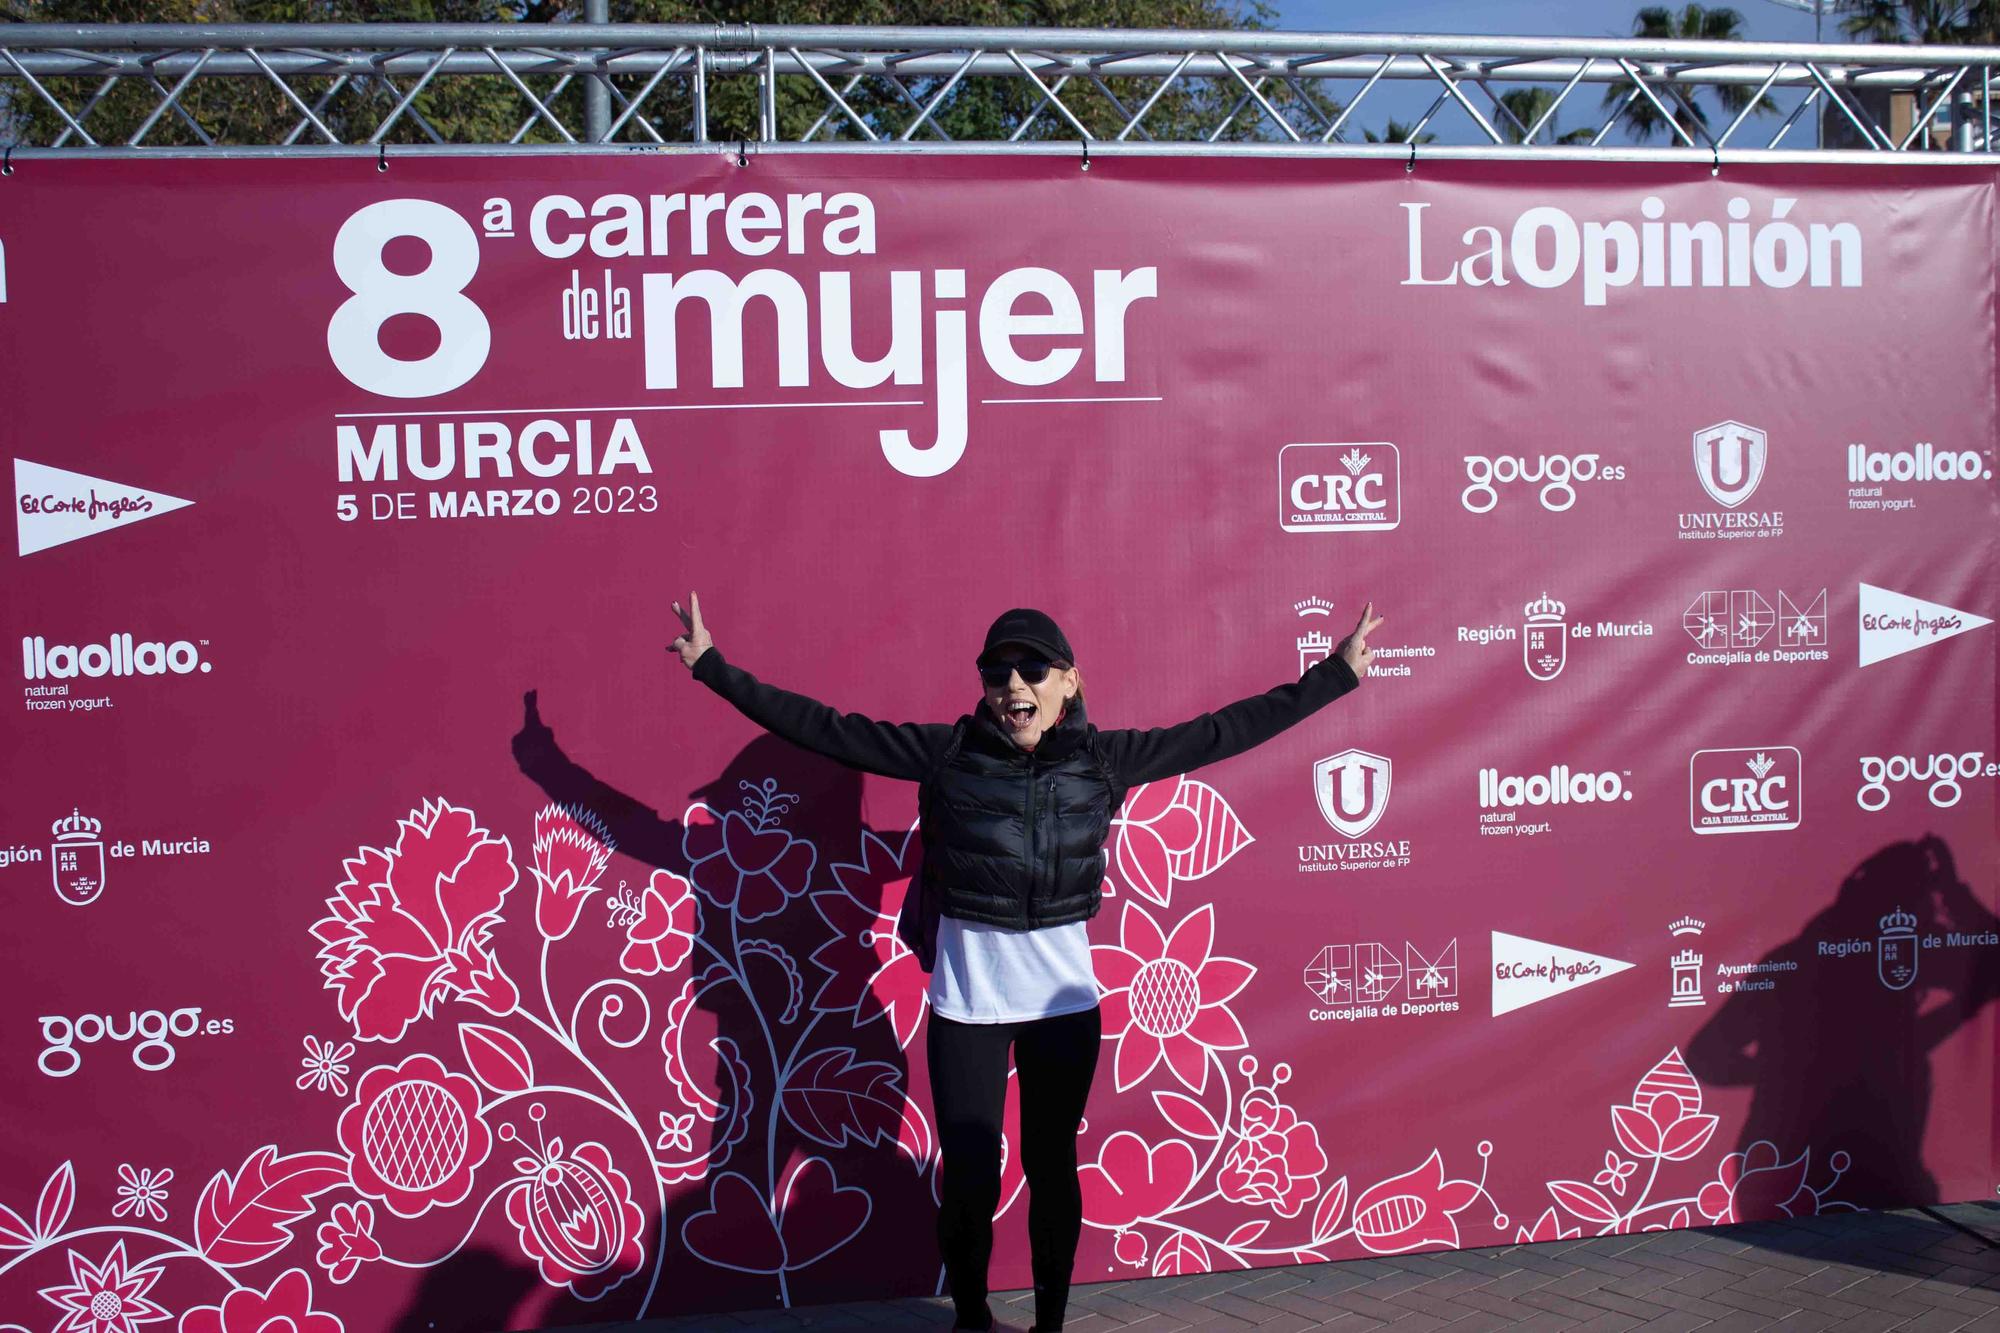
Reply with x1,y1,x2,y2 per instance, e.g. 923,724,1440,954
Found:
1001,700,1038,730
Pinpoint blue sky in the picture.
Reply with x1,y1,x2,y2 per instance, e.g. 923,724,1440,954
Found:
1262,1,1845,142
1271,0,1830,42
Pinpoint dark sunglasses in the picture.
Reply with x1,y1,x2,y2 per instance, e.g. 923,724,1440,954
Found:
978,658,1062,688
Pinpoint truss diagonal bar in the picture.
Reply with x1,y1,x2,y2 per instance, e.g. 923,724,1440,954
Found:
1617,57,1700,148
282,72,351,145
479,44,572,144
127,47,213,146
1216,53,1302,141
1321,52,1395,143
1005,49,1094,140
1422,53,1504,144
790,49,876,141
244,45,339,143
2,46,99,144
1807,61,1891,149
50,74,116,148
1715,64,1783,148
141,68,217,145
1115,51,1193,141
899,47,978,142
1524,63,1590,144
1899,67,1965,150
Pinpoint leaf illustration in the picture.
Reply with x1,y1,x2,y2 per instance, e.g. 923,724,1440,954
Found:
195,1146,349,1267
1113,821,1173,907
1151,1230,1210,1276
1164,780,1255,882
1310,1175,1350,1243
1223,1219,1269,1248
0,1200,33,1250
1291,1247,1329,1263
781,1048,918,1151
33,1162,73,1240
1151,1091,1221,1140
458,1023,534,1095
1547,1179,1619,1226
1659,1114,1719,1162
1611,1104,1664,1158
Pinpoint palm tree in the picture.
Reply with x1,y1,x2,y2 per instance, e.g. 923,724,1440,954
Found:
1363,117,1438,144
1496,87,1601,144
1837,0,2000,43
1605,5,1769,143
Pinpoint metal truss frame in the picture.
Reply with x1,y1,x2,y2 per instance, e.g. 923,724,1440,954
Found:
3,23,2000,162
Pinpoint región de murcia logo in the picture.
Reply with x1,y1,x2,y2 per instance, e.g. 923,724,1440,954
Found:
1456,593,1652,682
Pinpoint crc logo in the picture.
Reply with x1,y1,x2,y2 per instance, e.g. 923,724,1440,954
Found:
1314,749,1392,838
1460,453,1624,513
1692,421,1767,508
1690,746,1802,835
1856,752,1996,810
1279,443,1401,532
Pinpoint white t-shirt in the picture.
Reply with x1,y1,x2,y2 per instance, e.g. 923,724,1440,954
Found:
927,915,1099,1023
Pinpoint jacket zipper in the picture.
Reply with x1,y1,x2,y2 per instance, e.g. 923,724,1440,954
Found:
1023,761,1038,926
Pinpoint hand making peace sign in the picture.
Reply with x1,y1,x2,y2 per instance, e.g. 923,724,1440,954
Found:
1336,601,1385,679
669,592,713,669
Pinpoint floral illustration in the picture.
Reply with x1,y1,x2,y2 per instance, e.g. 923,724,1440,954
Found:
312,799,519,1041
313,1202,380,1285
37,1241,169,1333
111,1167,171,1224
178,1268,342,1333
0,779,1868,1329
296,1037,354,1096
337,1053,493,1218
1096,901,1251,1094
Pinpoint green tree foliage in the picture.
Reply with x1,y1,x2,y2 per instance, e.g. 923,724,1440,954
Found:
1836,0,2000,43
1603,4,1771,144
2,0,1346,147
1495,86,1597,144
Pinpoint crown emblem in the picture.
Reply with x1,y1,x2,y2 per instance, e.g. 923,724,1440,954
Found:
1671,948,1703,965
1297,630,1333,652
1293,596,1336,618
1746,753,1775,779
1669,916,1706,936
1879,907,1918,937
1340,447,1371,476
52,808,102,842
1524,592,1565,623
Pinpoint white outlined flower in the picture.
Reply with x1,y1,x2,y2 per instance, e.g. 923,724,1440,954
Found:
296,1036,354,1096
110,1165,172,1223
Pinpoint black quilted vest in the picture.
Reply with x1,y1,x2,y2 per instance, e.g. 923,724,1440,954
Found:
917,697,1116,929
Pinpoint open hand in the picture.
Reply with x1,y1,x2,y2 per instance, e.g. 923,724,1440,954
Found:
669,592,713,669
1337,601,1385,679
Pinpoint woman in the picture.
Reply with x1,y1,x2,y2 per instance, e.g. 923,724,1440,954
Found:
667,596,1381,1332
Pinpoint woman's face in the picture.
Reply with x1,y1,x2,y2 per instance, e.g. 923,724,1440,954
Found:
980,646,1077,752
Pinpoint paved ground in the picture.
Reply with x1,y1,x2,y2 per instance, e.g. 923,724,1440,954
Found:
594,1202,2000,1332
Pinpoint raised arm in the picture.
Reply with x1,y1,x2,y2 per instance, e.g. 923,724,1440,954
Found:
670,593,949,781
1098,602,1379,788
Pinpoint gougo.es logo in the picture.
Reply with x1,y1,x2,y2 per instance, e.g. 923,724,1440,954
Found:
1460,452,1626,513
37,1006,235,1077
1856,751,1998,811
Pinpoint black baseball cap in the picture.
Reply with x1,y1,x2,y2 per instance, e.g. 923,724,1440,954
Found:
977,608,1075,667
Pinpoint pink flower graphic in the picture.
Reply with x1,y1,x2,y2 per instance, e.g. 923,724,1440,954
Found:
1108,777,1254,908
501,1113,646,1302
1697,1142,1817,1223
1351,1150,1482,1255
313,799,520,1042
1612,1049,1719,1163
1218,1089,1327,1217
619,869,701,976
531,804,613,941
1592,1151,1637,1197
314,1201,381,1285
38,1242,168,1333
808,826,929,1049
1078,1131,1199,1229
681,781,816,923
681,1158,870,1276
178,1268,342,1333
1094,902,1251,1093
338,1053,493,1218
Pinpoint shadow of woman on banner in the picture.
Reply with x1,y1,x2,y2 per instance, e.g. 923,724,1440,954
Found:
506,689,942,1321
1686,834,2000,1216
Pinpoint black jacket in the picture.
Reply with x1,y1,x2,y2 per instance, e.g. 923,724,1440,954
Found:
690,648,1360,948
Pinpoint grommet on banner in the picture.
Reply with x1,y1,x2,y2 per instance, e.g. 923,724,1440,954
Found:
1079,140,1090,171
735,139,748,168
376,143,388,173
1406,142,1417,174
1711,146,1721,177
2,146,13,177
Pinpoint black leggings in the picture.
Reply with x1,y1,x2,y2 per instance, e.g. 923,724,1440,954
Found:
927,1004,1102,1331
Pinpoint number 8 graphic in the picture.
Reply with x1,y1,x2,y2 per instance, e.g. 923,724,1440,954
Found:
328,199,491,398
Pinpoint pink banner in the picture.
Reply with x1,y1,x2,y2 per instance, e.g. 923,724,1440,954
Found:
1,155,1996,1332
